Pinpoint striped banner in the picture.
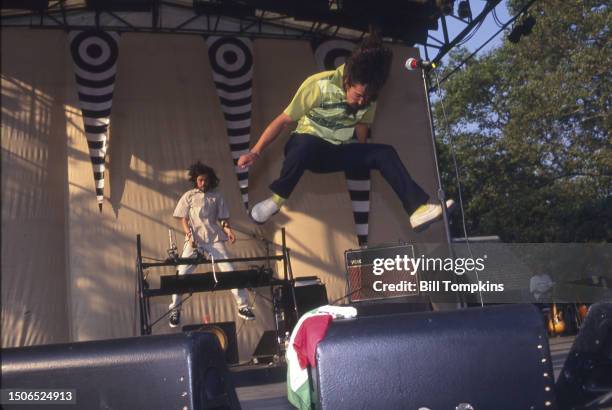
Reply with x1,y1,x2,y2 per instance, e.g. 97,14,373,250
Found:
313,39,371,247
206,36,253,209
69,30,120,211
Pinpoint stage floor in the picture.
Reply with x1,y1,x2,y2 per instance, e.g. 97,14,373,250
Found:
234,335,575,410
237,382,293,410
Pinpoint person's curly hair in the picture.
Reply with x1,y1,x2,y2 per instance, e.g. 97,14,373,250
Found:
343,33,393,101
187,161,219,190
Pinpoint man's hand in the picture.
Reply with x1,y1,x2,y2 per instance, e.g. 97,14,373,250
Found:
237,151,259,169
238,113,294,169
185,230,196,248
224,228,236,244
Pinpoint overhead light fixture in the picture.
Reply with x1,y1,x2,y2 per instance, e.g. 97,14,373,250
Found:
329,0,341,11
435,0,454,16
521,15,536,35
86,0,153,12
508,25,522,43
457,0,472,21
193,0,255,17
0,0,48,10
508,14,537,43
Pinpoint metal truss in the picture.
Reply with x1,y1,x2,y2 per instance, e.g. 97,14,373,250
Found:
1,1,363,41
418,0,503,65
1,0,502,63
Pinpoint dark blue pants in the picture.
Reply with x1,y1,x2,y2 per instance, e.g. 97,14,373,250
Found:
269,133,429,214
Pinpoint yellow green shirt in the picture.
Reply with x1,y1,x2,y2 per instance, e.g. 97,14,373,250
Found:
283,64,377,145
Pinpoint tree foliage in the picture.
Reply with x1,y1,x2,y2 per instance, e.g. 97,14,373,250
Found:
433,0,611,242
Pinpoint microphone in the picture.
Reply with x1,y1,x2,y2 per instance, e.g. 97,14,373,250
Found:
405,57,436,71
167,229,179,260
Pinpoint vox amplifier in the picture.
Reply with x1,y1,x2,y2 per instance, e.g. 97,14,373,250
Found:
344,244,420,303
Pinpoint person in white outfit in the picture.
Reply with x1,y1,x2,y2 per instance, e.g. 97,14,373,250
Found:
169,161,255,328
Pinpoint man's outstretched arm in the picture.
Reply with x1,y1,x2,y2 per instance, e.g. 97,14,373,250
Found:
237,113,295,168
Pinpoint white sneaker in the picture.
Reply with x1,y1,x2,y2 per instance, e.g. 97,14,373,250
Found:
410,199,455,230
237,306,256,321
250,198,280,224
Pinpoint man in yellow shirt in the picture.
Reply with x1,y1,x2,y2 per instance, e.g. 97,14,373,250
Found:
238,36,453,231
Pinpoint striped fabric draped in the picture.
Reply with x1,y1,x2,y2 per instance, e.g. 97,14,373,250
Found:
206,36,254,210
69,30,120,211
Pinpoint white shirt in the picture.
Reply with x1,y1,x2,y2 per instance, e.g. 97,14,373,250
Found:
173,188,229,243
529,273,554,301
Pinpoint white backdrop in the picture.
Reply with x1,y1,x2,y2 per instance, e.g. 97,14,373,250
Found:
2,28,446,359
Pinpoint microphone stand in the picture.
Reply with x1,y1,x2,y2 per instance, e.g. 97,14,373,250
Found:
419,64,466,308
420,66,453,247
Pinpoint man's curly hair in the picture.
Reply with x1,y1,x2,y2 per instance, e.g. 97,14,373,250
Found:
343,34,393,101
187,161,219,190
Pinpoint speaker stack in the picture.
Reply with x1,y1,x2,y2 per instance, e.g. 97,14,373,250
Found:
555,302,612,410
2,332,241,409
313,304,557,410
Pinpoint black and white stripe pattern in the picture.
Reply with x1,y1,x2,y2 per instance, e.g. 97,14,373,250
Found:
313,39,371,247
69,30,120,211
313,39,354,73
206,36,253,209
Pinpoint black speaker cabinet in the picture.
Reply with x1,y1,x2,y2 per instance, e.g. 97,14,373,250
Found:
282,276,329,332
555,302,612,410
252,330,279,363
183,322,239,365
314,304,557,410
1,332,241,409
293,276,328,316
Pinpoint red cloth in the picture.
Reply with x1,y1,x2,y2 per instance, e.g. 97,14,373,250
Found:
292,314,333,369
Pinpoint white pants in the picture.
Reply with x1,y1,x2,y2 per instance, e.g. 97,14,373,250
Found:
170,240,249,309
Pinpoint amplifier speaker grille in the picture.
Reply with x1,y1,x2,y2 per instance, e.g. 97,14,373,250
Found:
345,244,420,303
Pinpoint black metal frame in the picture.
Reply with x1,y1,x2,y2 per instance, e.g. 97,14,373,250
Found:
136,227,296,349
423,0,502,65
2,0,502,64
